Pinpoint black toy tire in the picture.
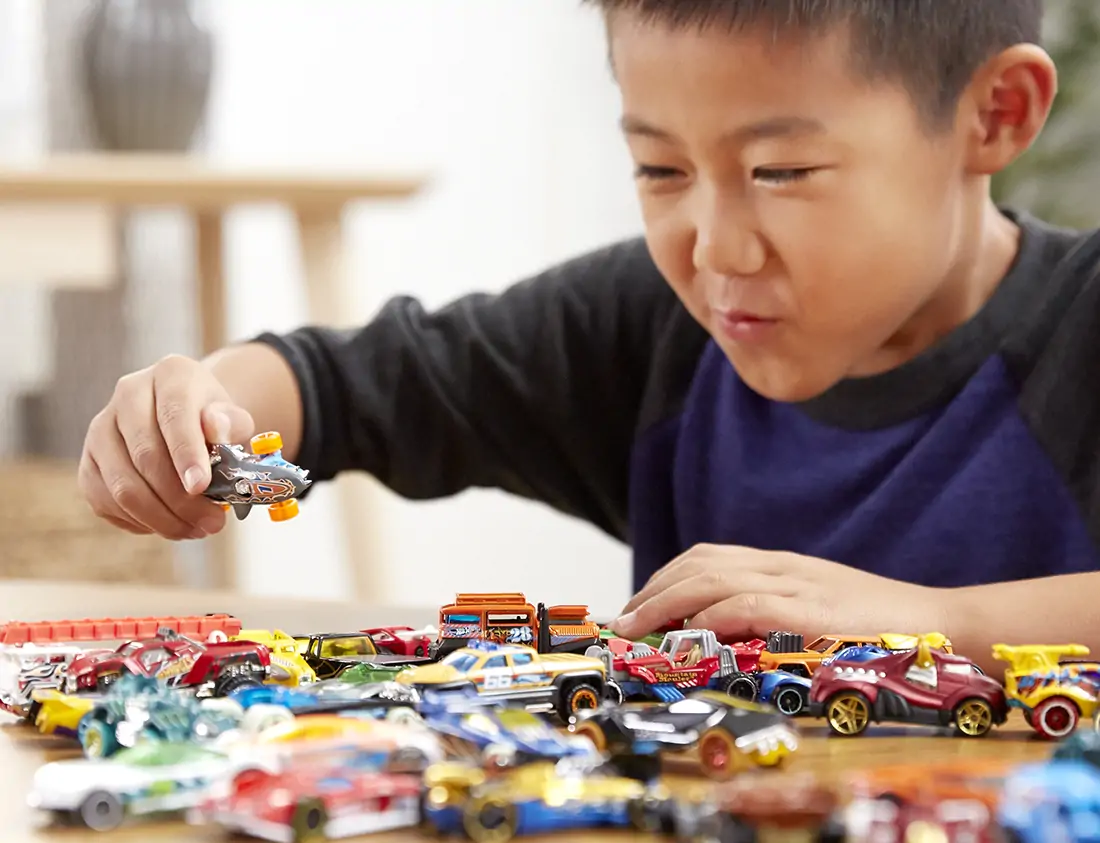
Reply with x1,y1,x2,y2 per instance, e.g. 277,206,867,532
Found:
213,672,263,698
603,679,624,705
627,796,664,833
559,682,602,722
716,672,759,701
774,686,807,716
79,791,125,831
463,796,518,843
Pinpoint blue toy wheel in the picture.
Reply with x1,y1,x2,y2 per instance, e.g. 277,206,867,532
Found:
81,718,118,759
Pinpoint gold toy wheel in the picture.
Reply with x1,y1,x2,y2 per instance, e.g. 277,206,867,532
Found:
290,797,327,842
463,795,518,843
250,431,283,455
269,499,299,522
825,692,871,736
698,727,740,780
954,698,995,737
572,720,607,751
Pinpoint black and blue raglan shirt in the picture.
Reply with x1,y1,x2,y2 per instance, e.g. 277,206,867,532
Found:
258,210,1100,592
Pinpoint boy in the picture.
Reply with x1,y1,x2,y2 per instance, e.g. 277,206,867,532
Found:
79,0,1100,669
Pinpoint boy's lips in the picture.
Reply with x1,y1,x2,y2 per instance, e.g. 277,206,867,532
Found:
714,309,781,343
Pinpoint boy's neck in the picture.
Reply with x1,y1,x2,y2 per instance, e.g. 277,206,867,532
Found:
856,198,1021,377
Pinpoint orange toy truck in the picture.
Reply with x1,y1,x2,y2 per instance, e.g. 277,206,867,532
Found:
431,593,599,660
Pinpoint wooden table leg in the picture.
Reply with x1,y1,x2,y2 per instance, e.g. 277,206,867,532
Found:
194,209,237,591
294,204,384,602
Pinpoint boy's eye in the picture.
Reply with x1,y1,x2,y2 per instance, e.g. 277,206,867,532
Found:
633,165,681,181
753,167,816,185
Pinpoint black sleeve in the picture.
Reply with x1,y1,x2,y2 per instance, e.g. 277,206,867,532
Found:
254,237,686,541
1002,220,1100,545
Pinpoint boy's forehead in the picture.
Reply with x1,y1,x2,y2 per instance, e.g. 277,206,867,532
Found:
608,16,907,138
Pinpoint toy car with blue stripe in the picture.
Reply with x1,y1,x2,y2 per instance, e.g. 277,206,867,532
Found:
419,757,685,841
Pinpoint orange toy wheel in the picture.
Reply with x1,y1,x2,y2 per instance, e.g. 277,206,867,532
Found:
250,431,283,455
269,499,299,522
698,727,740,780
572,721,607,751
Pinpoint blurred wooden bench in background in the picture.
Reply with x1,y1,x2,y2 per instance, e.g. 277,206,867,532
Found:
0,458,175,584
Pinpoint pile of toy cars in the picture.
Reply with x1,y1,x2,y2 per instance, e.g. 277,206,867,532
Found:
1,597,1099,841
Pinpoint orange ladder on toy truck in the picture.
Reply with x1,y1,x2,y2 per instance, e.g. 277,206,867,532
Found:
0,614,242,645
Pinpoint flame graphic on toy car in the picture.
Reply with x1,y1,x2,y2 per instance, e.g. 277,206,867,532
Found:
218,469,297,504
156,654,197,682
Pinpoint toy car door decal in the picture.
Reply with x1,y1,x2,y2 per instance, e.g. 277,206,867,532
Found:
157,653,197,685
480,655,513,690
508,651,546,686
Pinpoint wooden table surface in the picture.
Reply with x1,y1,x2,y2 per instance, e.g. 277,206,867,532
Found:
0,581,1060,842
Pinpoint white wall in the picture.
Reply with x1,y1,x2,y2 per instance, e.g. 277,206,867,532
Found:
200,1,642,617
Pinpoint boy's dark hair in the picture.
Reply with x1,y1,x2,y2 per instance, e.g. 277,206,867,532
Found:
583,0,1044,130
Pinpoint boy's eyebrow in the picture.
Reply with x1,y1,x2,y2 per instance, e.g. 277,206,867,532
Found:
620,114,826,143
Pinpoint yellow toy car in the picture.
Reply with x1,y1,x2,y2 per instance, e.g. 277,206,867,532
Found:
31,688,96,738
228,629,315,687
420,759,674,841
395,641,605,723
992,643,1100,738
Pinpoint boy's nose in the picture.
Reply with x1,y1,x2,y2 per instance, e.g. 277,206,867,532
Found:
692,196,767,278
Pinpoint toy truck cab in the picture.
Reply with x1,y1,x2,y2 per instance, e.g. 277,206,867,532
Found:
992,643,1100,738
586,628,758,704
431,593,599,660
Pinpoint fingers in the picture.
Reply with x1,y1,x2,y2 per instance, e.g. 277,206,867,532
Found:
78,452,152,535
200,401,254,446
612,570,801,639
149,357,218,494
690,593,804,641
620,544,793,616
92,412,207,540
117,381,226,536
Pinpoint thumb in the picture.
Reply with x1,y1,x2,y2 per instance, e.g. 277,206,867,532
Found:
200,401,255,445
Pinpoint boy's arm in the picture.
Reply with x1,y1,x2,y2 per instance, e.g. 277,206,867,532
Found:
949,572,1100,675
245,238,695,539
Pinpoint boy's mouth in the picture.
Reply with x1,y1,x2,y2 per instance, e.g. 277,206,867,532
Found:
714,309,780,343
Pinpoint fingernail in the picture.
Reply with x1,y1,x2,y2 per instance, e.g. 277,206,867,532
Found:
183,467,205,494
189,527,207,540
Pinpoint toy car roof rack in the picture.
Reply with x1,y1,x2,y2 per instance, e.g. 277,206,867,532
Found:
0,613,241,645
450,593,529,607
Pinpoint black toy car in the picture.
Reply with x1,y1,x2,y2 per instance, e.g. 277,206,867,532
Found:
571,690,800,780
203,432,310,522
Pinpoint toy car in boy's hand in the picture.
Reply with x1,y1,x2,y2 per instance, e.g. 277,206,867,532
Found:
202,432,310,522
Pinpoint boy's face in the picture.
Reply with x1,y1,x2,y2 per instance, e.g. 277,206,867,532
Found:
611,17,979,401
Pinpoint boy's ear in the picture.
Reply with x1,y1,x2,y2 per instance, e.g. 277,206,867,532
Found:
961,44,1057,176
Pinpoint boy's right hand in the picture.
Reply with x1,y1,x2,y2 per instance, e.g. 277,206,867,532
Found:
78,354,255,540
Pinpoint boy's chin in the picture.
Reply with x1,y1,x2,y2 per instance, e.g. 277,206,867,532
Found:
722,351,847,404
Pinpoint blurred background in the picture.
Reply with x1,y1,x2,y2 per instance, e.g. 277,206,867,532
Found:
0,0,1096,618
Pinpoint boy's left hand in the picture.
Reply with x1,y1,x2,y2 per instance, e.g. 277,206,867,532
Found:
611,544,952,641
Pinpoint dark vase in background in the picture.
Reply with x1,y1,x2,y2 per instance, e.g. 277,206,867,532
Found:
79,0,214,151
